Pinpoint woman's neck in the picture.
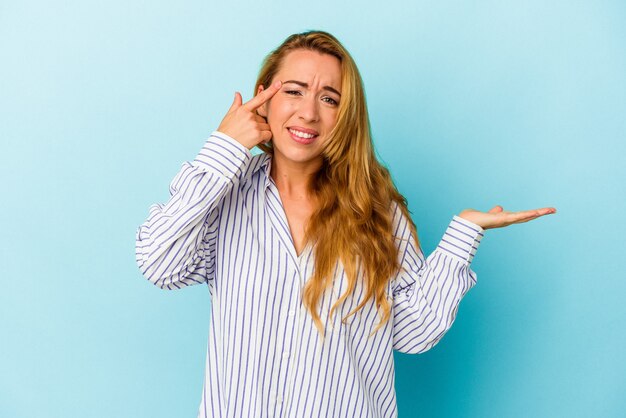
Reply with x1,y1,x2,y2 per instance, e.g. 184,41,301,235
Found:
269,153,321,200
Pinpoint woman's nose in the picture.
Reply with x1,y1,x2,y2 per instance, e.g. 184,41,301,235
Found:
297,95,320,122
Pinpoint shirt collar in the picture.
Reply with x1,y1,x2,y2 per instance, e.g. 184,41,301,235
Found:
259,152,273,190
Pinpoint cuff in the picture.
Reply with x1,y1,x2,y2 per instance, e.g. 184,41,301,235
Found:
436,215,485,264
192,131,252,179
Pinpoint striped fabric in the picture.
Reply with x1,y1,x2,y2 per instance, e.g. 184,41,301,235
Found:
135,131,484,418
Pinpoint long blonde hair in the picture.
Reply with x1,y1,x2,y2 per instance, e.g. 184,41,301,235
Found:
254,30,421,340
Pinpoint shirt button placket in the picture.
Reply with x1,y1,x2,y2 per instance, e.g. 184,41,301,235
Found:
277,270,298,413
283,263,304,414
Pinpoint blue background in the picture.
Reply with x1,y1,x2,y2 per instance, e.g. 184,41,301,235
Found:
1,1,625,417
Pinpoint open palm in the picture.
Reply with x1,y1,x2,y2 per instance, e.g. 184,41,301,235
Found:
459,205,557,230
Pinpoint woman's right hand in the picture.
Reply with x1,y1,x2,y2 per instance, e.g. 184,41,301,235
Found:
217,80,282,150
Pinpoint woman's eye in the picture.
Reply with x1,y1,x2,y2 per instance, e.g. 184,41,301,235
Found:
322,96,339,106
285,90,301,96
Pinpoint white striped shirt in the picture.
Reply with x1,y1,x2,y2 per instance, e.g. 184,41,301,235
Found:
135,131,484,418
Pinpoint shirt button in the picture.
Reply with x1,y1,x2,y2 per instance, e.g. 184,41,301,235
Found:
277,394,283,403
282,352,290,359
288,310,296,316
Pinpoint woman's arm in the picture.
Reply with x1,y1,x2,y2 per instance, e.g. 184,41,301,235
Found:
134,131,252,290
134,82,283,290
391,206,484,354
391,202,556,353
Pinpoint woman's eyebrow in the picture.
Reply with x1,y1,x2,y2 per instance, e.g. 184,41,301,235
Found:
282,80,341,97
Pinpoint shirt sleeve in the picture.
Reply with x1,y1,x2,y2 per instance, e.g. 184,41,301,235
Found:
134,131,252,290
391,205,484,354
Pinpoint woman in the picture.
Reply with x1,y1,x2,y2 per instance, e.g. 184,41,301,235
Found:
135,30,556,417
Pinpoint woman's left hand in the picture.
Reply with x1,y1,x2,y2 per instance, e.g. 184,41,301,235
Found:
458,205,557,230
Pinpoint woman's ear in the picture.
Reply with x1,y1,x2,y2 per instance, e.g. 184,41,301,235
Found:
256,85,268,118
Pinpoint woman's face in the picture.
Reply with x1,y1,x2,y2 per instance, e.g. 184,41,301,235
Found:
257,49,342,170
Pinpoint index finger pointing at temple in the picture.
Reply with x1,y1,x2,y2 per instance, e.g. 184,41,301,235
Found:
243,80,282,111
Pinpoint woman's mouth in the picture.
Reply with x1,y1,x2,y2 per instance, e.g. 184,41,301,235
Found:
288,127,319,145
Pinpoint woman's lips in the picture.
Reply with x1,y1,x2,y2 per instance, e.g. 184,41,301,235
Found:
287,127,318,144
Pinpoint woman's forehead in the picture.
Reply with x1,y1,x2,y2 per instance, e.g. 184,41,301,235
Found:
275,49,342,90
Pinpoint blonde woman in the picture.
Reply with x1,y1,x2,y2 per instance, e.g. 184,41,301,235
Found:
135,30,556,418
